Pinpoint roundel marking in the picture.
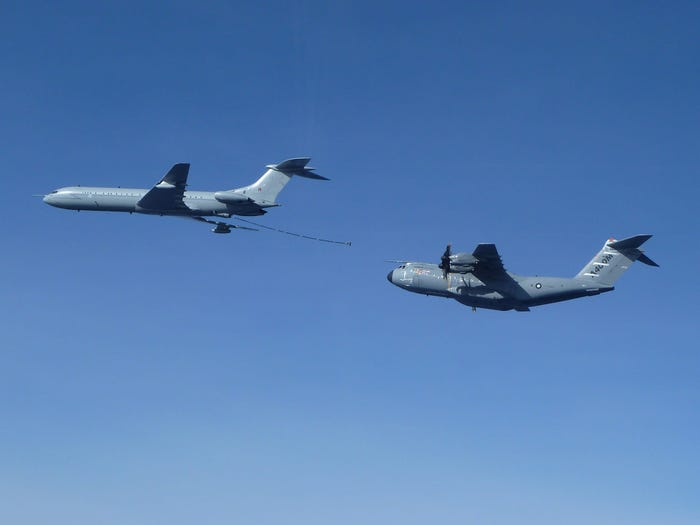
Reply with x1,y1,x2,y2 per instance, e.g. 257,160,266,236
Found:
535,282,542,289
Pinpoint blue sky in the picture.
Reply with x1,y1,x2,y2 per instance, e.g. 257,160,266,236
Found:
1,1,698,523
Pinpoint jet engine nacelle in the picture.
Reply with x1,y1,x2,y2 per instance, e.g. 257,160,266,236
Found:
449,253,477,273
214,191,251,204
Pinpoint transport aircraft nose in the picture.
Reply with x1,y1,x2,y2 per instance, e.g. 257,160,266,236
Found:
387,270,394,283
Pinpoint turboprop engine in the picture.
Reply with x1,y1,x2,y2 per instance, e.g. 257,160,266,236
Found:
439,244,477,276
448,253,477,273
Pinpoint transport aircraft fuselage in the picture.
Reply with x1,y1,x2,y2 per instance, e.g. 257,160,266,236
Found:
387,236,658,312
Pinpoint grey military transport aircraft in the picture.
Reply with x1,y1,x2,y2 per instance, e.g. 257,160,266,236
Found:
387,235,658,312
42,158,327,234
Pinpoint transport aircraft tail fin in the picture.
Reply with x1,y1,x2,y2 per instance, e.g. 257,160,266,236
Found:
575,235,658,286
237,158,328,205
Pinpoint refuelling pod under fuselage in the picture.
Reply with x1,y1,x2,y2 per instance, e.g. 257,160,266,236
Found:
212,223,232,234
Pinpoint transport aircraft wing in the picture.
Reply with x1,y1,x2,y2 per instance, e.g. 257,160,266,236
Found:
137,163,190,210
471,243,509,281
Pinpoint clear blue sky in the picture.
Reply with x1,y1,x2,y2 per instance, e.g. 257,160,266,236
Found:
1,2,698,523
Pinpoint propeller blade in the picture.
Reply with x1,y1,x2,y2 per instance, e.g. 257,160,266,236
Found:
439,244,452,277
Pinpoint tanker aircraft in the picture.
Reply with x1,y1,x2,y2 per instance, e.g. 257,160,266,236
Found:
42,158,327,233
387,235,658,312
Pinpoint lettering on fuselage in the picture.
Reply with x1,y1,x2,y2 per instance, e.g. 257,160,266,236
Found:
589,253,615,276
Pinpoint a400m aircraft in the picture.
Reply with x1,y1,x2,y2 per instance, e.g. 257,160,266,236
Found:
42,158,327,233
387,235,658,312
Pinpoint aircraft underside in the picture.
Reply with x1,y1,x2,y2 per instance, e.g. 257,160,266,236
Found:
453,286,614,311
455,297,522,311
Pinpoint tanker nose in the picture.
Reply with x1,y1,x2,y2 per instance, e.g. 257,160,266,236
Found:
42,191,58,205
387,270,394,284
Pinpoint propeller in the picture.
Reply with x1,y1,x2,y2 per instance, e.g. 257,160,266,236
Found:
438,244,452,278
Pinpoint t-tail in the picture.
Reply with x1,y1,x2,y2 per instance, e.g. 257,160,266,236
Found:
575,235,659,286
238,158,328,206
